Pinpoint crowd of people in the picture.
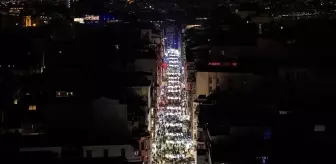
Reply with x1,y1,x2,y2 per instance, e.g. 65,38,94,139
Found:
152,47,195,164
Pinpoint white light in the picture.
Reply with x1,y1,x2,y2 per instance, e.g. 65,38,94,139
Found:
167,86,180,88
168,77,179,80
154,39,194,163
168,90,179,93
167,73,180,75
167,96,180,100
166,106,182,110
168,80,179,83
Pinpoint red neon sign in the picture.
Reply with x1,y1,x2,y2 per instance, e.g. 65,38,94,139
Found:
208,62,221,66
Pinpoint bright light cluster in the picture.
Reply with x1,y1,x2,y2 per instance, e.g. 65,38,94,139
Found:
152,46,195,164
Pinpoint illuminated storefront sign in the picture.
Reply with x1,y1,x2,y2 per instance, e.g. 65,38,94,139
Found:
185,24,201,29
74,18,84,24
84,15,99,21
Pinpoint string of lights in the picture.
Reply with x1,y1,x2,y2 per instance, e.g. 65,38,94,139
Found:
152,45,195,163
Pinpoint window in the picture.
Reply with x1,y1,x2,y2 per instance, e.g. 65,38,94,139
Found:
134,150,139,156
302,72,307,79
314,125,326,132
14,99,18,105
104,149,109,157
197,144,206,149
141,141,145,150
286,72,290,81
209,86,212,93
121,148,125,157
209,76,212,84
29,105,36,111
228,78,232,90
56,91,74,97
279,111,289,115
86,150,92,158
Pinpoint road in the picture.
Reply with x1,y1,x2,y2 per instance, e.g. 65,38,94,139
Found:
151,23,196,164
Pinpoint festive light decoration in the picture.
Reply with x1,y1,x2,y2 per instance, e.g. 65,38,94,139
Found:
152,45,195,164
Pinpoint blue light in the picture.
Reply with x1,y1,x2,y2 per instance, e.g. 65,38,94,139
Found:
261,156,268,164
100,14,114,21
263,128,272,140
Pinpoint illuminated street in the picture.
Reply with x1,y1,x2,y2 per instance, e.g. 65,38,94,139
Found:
151,25,195,164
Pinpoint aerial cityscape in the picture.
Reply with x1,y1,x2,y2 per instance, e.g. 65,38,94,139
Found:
0,0,336,163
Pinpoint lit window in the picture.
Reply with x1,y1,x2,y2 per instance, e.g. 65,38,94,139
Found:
133,150,139,156
14,99,18,105
56,91,74,97
314,125,326,132
29,105,36,111
279,111,289,115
